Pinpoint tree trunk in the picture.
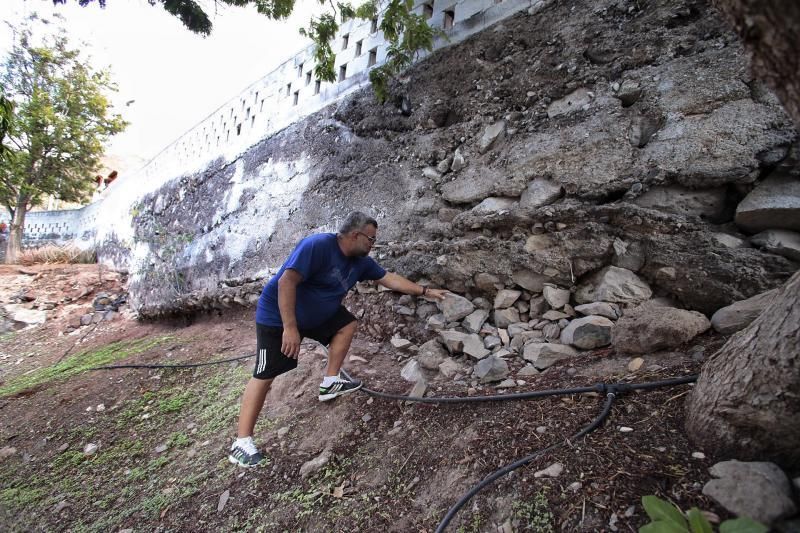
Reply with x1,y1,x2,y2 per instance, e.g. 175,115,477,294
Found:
686,271,800,469
710,0,800,128
4,207,25,265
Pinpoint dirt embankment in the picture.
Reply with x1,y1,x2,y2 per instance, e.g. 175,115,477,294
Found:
1,264,736,532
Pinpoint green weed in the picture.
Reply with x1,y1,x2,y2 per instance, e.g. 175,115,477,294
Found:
0,336,174,397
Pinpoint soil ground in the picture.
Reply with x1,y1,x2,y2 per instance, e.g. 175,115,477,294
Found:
0,264,732,532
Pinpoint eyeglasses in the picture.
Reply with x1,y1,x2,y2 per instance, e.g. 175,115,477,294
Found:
356,231,377,244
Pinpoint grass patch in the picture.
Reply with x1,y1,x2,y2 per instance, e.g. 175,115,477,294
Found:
0,336,174,397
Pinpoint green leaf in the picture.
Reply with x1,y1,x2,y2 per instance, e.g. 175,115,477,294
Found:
719,517,768,533
686,508,713,533
642,496,689,530
639,522,688,533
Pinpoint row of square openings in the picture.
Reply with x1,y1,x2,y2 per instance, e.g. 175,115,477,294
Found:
287,47,378,104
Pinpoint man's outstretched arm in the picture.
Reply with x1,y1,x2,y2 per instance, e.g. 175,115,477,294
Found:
377,272,448,301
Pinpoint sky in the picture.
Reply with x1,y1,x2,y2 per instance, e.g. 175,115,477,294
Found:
0,0,319,170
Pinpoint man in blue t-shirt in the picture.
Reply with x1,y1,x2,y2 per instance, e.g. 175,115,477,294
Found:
229,211,447,467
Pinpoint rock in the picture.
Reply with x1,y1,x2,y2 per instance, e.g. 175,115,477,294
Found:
574,302,621,320
519,178,563,208
80,314,93,326
361,414,372,423
438,358,462,378
437,293,475,322
472,297,492,310
735,172,800,233
390,336,413,350
474,273,501,293
493,307,521,328
479,120,506,153
534,462,564,478
567,481,583,492
560,316,614,349
407,380,428,400
692,452,706,459
0,447,17,460
547,87,592,117
451,148,466,171
484,335,502,350
155,443,169,453
542,323,561,342
426,314,447,330
750,229,800,261
511,330,545,350
217,489,230,512
439,330,468,354
422,167,441,180
462,334,490,360
472,197,516,214
462,309,490,333
543,286,570,309
710,289,778,334
512,269,549,293
417,340,448,370
612,239,646,272
628,114,662,148
711,232,750,249
628,357,644,371
528,296,549,318
53,500,70,514
634,186,728,221
619,427,634,433
524,234,555,253
575,266,652,305
498,328,510,345
494,289,522,309
613,79,641,105
518,365,540,377
506,322,530,338
473,355,510,383
416,302,439,319
401,360,423,382
522,342,579,370
277,426,290,437
83,443,98,456
395,305,415,316
612,303,710,354
542,310,569,321
300,449,332,478
703,460,797,525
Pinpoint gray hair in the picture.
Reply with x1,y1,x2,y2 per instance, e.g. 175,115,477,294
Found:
338,211,378,235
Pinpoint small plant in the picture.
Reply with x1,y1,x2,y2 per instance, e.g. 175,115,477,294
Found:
18,243,96,265
514,490,555,532
640,495,768,533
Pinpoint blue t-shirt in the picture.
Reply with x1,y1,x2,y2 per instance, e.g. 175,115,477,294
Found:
256,233,386,329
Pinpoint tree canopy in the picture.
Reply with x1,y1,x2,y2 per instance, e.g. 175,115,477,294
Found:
54,0,440,102
0,18,126,262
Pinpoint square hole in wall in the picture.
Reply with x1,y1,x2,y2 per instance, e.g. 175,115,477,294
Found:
355,40,363,56
368,48,377,67
342,34,349,50
236,123,242,135
293,91,299,106
297,62,304,77
423,3,433,19
286,83,291,96
314,80,321,95
443,9,455,29
305,71,312,85
371,17,378,33
339,64,347,82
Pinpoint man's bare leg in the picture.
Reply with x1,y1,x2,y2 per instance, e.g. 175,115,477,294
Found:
237,377,274,438
324,321,357,376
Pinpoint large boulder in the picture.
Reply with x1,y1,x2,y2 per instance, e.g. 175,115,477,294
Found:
735,173,800,233
462,309,490,333
575,266,652,305
417,340,449,371
710,289,778,334
560,316,614,349
612,302,710,354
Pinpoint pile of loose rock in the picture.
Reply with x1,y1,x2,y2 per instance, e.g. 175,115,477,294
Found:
66,292,128,332
383,264,777,389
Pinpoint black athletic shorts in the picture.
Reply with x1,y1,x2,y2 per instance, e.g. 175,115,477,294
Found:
253,306,357,380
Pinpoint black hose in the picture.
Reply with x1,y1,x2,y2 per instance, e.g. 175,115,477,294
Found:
90,353,254,370
435,392,616,533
